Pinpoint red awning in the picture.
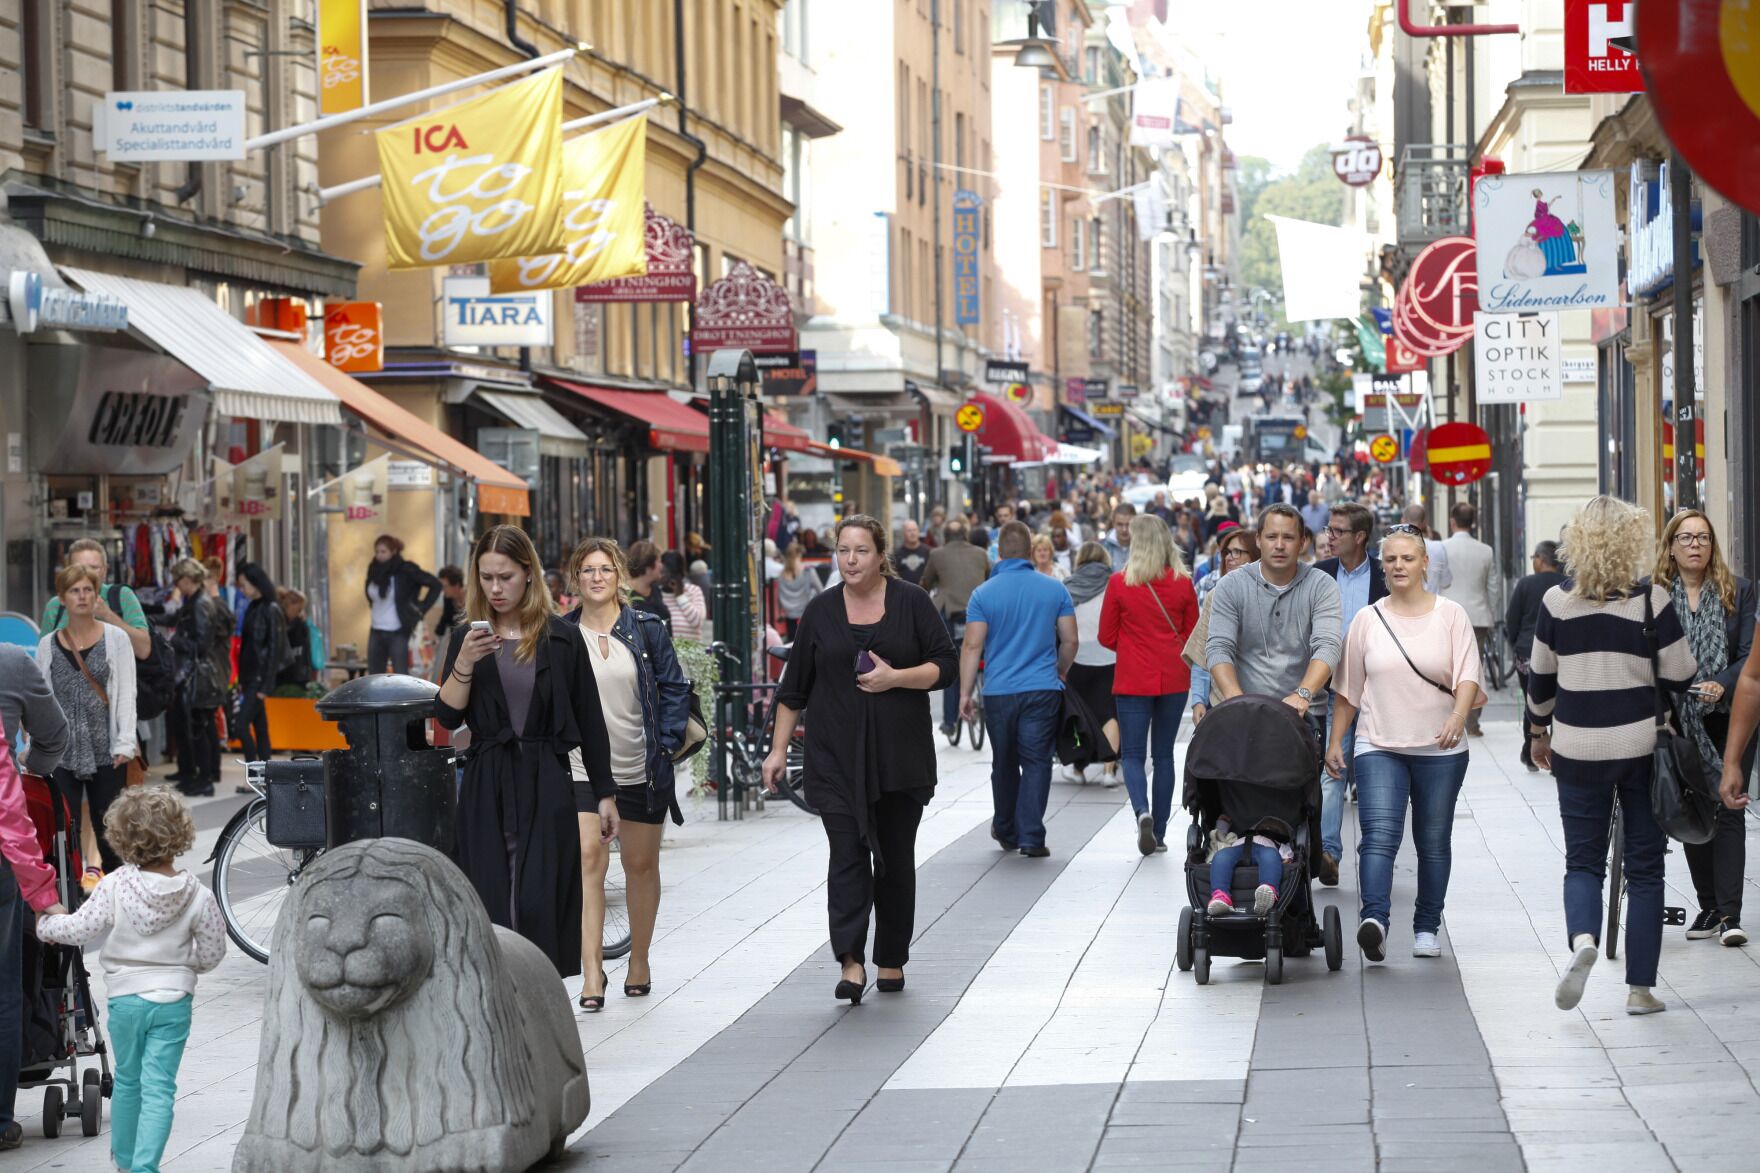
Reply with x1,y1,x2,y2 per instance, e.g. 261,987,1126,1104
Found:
805,441,904,477
551,379,710,453
970,392,1056,463
763,412,815,452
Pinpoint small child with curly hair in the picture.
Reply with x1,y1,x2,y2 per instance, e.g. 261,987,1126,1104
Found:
36,785,225,1173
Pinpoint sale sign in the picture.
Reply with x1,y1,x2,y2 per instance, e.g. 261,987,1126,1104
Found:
323,301,384,373
1564,1,1643,95
229,444,286,522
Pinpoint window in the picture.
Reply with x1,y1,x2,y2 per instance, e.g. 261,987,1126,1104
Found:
1087,124,1104,174
1090,217,1103,271
22,0,48,129
898,228,912,318
1089,308,1104,360
954,112,966,170
1041,190,1056,248
1070,217,1085,270
954,0,965,53
1059,108,1076,162
1040,83,1055,140
783,0,810,64
112,0,135,92
1086,46,1104,86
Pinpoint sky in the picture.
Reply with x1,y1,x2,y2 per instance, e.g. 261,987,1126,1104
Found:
1163,0,1365,173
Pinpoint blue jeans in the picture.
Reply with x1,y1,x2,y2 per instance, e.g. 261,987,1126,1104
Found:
1210,841,1283,894
0,863,21,1131
1554,754,1666,987
986,689,1062,849
1355,750,1468,935
108,993,193,1173
1116,692,1188,843
1321,715,1357,859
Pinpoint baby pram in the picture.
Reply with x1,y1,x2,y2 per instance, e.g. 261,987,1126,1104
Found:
17,773,111,1137
1176,694,1343,985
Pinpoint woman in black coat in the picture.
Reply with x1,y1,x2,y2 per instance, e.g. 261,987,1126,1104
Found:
366,533,443,675
234,562,285,764
169,558,230,796
763,515,957,1004
434,525,614,978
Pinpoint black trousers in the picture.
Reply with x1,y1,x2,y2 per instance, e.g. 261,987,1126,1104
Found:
188,706,221,784
53,764,126,874
237,693,273,762
1684,805,1746,923
822,791,923,968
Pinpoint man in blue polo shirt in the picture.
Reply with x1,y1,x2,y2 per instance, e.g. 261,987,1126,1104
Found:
960,521,1078,857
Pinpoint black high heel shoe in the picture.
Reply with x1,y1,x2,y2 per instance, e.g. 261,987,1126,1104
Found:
578,970,608,1012
876,975,905,993
834,977,865,1004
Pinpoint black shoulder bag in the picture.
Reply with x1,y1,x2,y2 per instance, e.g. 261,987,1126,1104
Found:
1370,604,1454,696
1643,587,1719,844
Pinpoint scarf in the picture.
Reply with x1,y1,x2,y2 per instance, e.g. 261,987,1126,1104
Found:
1672,575,1729,772
368,554,401,591
1065,560,1111,607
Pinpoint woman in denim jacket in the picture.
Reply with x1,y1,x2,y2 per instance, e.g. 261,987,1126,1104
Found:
566,537,693,1011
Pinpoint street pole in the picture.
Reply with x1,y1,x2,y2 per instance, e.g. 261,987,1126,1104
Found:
1672,151,1698,512
931,0,945,396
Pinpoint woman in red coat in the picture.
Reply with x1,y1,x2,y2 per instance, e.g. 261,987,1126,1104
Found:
1100,514,1200,856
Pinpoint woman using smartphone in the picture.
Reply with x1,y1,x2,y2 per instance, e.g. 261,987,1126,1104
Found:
434,525,615,980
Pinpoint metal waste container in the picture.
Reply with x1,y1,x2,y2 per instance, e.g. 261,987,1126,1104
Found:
314,673,456,852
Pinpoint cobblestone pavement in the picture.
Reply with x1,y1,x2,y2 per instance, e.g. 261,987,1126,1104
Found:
13,697,1760,1171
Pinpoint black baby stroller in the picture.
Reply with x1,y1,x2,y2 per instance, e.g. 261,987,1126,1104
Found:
17,772,112,1137
1176,694,1343,985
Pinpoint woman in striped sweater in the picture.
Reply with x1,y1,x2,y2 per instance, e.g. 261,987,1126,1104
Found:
1528,497,1697,1016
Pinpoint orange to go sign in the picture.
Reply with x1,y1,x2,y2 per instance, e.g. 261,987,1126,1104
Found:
1370,434,1399,463
1426,421,1493,486
957,403,986,432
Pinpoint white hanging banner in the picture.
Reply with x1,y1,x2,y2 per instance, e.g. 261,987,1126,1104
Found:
1473,312,1564,404
1129,77,1180,149
1132,177,1167,241
1267,215,1367,322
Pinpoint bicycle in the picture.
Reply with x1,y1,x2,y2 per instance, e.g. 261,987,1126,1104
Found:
602,838,631,960
1481,622,1511,692
710,642,813,815
963,668,986,751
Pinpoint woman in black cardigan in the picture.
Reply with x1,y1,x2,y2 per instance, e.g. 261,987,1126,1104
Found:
366,533,443,675
763,515,958,1003
434,525,614,978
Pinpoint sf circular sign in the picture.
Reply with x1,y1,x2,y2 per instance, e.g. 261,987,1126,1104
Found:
1331,135,1384,187
1370,434,1400,464
1638,0,1760,218
956,403,986,433
1425,421,1493,486
1394,236,1478,358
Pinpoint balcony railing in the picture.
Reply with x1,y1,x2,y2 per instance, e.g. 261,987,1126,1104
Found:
1394,144,1471,246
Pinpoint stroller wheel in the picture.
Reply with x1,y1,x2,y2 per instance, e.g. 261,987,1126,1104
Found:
1265,944,1284,985
1323,906,1343,972
80,1084,101,1137
1177,907,1194,972
42,1085,63,1138
1193,948,1211,985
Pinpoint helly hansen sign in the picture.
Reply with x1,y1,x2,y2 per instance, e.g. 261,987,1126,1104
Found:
1564,1,1644,95
1473,312,1563,405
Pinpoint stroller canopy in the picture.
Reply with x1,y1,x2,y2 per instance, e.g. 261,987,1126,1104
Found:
1183,694,1321,836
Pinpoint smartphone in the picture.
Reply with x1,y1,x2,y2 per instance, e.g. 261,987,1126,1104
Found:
469,620,492,634
855,650,876,675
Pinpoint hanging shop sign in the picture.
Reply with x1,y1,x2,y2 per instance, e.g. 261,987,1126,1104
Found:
1638,0,1760,218
1473,312,1563,405
1472,171,1620,312
441,276,554,348
1330,136,1384,187
491,114,648,294
1385,333,1426,374
1088,402,1125,417
338,454,391,523
376,68,564,270
323,301,384,373
1627,159,1702,298
956,402,986,433
27,345,209,476
317,0,368,114
1083,378,1111,401
1393,237,1478,358
574,206,697,302
952,190,982,326
6,271,128,333
1564,0,1643,94
1129,76,1181,149
229,444,286,522
97,90,246,162
760,350,817,397
691,261,797,354
1117,385,1141,402
1004,383,1031,405
1425,422,1493,486
987,360,1030,385
1064,377,1087,406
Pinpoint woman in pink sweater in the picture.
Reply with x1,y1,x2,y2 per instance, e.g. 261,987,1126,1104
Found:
1327,525,1483,964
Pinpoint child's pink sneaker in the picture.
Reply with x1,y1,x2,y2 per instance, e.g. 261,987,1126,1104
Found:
1253,884,1278,914
1206,889,1234,916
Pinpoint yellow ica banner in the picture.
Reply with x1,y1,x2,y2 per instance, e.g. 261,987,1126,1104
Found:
317,0,367,115
376,67,565,270
489,115,648,293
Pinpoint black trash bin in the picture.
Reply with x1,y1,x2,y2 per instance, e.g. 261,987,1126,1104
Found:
314,673,456,852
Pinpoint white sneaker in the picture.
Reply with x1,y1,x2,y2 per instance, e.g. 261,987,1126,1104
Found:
1555,935,1598,1010
1357,918,1386,962
1412,932,1441,958
1720,921,1749,948
1101,772,1122,789
1252,884,1277,914
1135,812,1156,857
1626,987,1666,1015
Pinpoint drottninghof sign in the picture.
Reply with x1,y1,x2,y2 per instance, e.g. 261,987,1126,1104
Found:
98,91,246,162
323,301,384,373
1474,312,1563,405
952,190,982,326
1394,236,1477,358
441,276,554,348
318,0,368,114
691,261,797,354
1472,171,1620,313
1638,0,1760,218
956,403,986,433
1331,136,1384,187
1564,0,1642,95
1425,422,1493,486
575,206,697,303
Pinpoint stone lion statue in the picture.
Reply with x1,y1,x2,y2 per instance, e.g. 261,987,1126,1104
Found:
233,839,589,1172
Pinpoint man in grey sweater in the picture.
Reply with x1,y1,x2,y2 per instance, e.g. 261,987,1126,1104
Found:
0,643,69,776
1205,504,1343,879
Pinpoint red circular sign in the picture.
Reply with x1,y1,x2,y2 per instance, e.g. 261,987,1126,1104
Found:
1425,421,1493,486
1331,135,1384,187
1639,0,1760,218
1394,237,1478,358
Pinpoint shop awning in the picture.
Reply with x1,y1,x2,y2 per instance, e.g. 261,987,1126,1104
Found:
473,389,592,458
1061,404,1118,440
551,379,711,453
269,342,530,516
762,412,815,452
61,268,343,425
805,441,904,477
970,392,1056,463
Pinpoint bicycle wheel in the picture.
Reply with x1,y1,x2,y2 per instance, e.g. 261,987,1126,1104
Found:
1605,801,1625,961
967,682,986,752
211,798,322,964
602,839,632,960
778,734,816,814
1483,629,1509,691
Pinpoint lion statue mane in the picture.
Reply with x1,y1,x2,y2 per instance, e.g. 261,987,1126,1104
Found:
233,838,589,1172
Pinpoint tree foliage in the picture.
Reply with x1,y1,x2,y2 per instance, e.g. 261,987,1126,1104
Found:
1235,145,1347,323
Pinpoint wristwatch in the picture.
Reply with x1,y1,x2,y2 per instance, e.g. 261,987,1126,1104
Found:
1294,687,1313,702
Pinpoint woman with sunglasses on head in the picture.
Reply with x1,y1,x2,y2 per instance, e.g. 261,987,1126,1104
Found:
1187,527,1259,727
1649,511,1754,948
565,538,693,1010
434,525,614,980
1327,524,1483,963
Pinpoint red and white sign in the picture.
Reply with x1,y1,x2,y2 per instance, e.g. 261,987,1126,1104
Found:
1564,1,1643,95
323,301,384,373
1385,333,1426,374
575,205,698,303
1331,136,1384,187
1425,422,1493,487
1639,0,1760,218
1393,236,1478,359
690,260,797,355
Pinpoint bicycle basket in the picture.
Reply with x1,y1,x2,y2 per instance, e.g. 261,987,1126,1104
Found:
263,758,328,848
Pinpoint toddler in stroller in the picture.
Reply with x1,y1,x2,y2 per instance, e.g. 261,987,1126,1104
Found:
1176,695,1344,985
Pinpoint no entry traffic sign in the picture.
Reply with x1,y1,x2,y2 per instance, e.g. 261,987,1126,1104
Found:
1425,422,1493,486
956,402,985,432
